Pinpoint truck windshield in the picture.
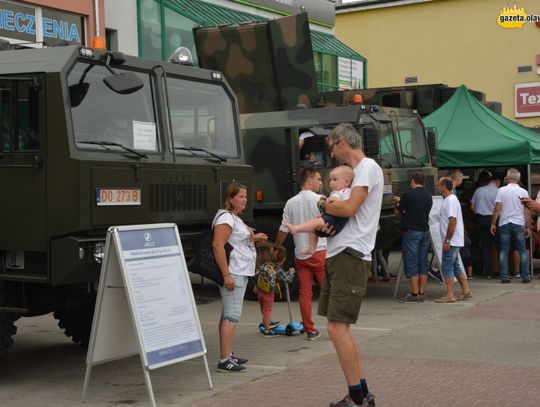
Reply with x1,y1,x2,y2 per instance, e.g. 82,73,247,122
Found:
395,115,430,167
166,76,239,159
68,62,159,154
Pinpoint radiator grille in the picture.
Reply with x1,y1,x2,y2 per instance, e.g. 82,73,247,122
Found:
392,180,410,196
149,184,208,212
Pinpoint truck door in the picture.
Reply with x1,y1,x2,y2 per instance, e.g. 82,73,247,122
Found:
0,75,46,256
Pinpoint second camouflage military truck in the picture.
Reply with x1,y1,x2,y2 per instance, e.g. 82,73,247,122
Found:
193,13,438,267
0,44,251,356
240,103,438,256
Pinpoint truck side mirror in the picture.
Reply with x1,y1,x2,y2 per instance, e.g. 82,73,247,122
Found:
426,128,437,167
103,71,144,95
362,125,379,158
69,82,89,107
102,52,144,95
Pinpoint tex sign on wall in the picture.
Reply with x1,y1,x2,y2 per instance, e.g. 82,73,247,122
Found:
515,82,540,118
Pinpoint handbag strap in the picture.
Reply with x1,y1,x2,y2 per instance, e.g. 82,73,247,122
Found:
211,210,231,230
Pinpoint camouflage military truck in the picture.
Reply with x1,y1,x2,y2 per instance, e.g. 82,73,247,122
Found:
323,84,499,117
240,103,437,252
193,13,437,268
0,44,251,356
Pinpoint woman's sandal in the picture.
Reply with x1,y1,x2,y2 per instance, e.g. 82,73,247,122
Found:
456,291,472,301
435,295,456,303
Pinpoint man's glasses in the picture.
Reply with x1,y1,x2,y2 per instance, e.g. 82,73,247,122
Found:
328,139,342,153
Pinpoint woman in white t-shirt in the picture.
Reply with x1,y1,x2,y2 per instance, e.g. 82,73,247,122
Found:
212,182,268,372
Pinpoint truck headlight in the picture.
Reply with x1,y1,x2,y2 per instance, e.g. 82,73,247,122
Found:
93,242,104,263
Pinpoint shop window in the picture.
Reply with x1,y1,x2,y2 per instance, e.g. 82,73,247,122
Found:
314,52,338,94
140,0,162,61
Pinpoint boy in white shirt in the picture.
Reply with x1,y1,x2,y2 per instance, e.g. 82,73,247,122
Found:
284,165,354,255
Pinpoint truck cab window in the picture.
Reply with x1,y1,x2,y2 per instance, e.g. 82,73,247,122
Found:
395,116,429,167
378,123,399,168
68,62,159,154
0,80,40,153
166,77,240,159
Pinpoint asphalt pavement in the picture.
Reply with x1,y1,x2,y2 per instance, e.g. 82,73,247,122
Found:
1,252,540,407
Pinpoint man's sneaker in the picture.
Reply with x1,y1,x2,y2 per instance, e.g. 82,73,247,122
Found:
501,279,510,284
269,320,281,329
217,358,246,373
330,393,376,407
306,329,321,341
509,273,519,279
329,394,360,407
230,352,248,365
399,293,420,303
261,329,280,338
418,293,429,302
363,392,376,406
428,268,443,283
259,321,281,330
523,278,531,283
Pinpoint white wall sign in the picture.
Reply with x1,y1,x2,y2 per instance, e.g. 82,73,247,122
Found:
515,82,540,118
338,57,352,90
82,224,212,407
351,59,364,90
338,57,364,90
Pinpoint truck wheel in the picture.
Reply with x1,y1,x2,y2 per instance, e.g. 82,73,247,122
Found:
0,313,18,357
53,304,94,347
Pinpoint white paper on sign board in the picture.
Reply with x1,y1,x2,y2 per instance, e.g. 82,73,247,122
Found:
133,121,157,150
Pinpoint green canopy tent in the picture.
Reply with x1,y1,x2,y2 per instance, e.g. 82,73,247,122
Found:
424,85,540,274
423,85,540,168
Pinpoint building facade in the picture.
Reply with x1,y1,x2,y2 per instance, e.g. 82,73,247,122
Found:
105,0,366,94
336,0,540,127
0,0,104,47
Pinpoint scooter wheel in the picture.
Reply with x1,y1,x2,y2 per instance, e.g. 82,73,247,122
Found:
285,325,293,336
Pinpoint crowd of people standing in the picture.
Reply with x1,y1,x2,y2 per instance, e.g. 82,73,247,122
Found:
206,118,539,406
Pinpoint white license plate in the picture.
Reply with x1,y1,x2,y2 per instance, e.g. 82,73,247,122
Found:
96,189,141,206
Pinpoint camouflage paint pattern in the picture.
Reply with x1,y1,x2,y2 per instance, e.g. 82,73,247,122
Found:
193,13,318,114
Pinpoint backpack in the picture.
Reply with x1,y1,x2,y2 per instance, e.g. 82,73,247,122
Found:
256,262,279,294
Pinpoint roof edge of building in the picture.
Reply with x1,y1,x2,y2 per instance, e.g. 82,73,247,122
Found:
336,0,435,14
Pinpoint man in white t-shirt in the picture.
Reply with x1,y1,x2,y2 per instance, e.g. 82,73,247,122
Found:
435,177,472,303
317,123,381,407
274,167,327,341
490,168,531,283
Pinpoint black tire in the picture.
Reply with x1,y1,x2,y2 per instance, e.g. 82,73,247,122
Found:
285,324,293,336
0,313,18,358
53,303,94,346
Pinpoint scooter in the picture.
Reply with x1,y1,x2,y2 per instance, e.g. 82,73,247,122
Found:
259,281,304,336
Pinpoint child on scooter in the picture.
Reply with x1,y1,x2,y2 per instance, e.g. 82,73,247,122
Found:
254,244,295,337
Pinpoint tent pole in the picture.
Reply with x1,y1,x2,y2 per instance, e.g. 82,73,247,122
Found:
528,164,534,277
